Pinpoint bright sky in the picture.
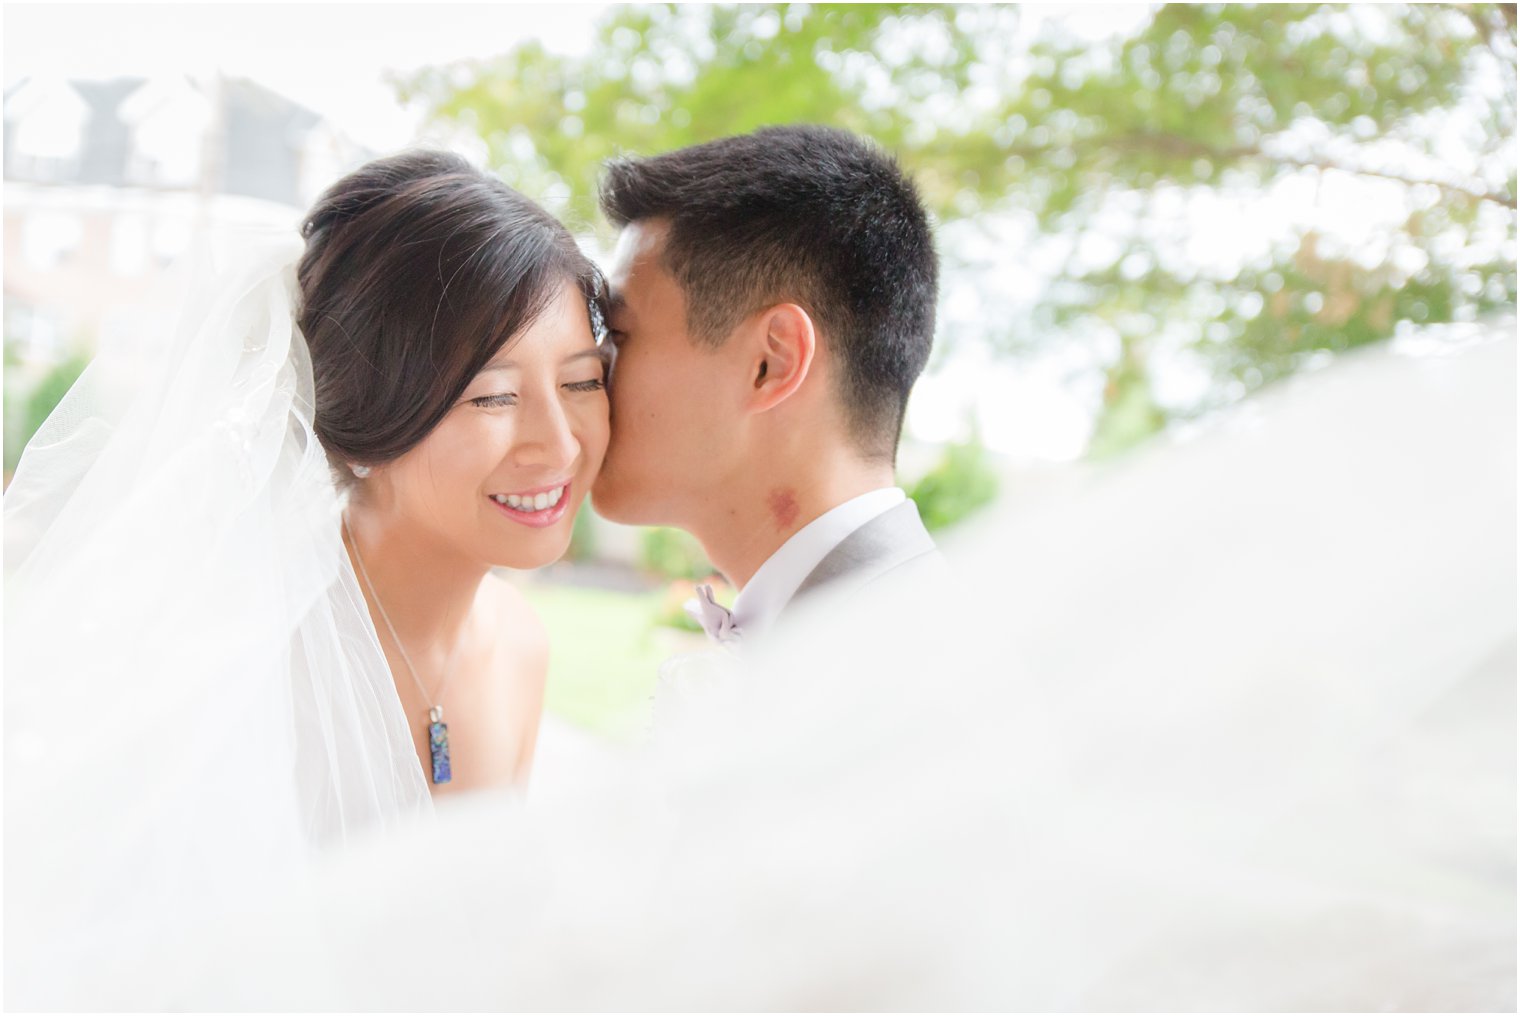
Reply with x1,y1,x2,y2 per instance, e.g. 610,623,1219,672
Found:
3,3,609,150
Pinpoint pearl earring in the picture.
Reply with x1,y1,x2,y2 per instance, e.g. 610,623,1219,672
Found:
351,463,372,479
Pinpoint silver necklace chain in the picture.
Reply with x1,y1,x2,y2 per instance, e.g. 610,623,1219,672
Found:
343,516,463,722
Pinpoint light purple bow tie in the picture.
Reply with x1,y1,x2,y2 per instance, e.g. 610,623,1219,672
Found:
684,583,742,645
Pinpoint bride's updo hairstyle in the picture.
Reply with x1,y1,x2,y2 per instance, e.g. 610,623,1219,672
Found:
297,150,604,482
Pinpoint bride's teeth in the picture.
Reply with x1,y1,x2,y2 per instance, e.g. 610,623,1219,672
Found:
495,485,566,511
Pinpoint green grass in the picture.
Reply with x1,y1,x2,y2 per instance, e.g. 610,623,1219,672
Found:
522,582,705,739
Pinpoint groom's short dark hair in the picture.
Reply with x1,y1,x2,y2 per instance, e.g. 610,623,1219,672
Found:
599,125,938,463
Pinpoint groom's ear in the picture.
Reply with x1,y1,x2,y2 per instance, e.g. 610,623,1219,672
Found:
744,303,816,415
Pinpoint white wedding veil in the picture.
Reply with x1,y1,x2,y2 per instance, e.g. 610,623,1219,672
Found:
4,214,1509,1009
173,326,1512,1011
4,230,430,1008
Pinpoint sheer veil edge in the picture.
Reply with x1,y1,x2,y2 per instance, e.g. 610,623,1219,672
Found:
4,230,430,1009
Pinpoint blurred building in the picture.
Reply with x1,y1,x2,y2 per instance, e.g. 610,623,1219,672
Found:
3,74,365,367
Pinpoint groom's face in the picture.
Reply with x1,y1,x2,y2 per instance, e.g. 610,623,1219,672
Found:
591,220,743,526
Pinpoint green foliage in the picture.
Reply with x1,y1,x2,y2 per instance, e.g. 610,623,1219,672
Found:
639,524,716,581
565,502,599,561
394,4,961,230
649,576,733,633
907,439,1001,531
1012,3,1517,441
5,352,90,474
1087,350,1169,459
636,529,733,632
400,3,1517,449
652,594,706,634
522,582,670,737
2,343,25,476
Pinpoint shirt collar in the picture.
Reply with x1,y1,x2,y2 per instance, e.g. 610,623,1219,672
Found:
730,487,906,639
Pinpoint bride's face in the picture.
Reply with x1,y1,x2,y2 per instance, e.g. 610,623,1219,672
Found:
378,281,610,569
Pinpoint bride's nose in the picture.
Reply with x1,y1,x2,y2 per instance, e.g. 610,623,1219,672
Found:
509,391,580,470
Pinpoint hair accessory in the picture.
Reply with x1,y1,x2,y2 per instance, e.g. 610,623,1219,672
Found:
587,287,609,345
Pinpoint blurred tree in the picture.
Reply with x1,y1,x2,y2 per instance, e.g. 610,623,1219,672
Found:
398,3,1516,454
639,527,726,632
565,501,600,561
907,436,1001,530
639,524,717,581
5,351,89,476
2,342,25,481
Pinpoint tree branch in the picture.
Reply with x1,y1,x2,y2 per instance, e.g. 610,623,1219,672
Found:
1458,3,1517,63
1007,131,1520,210
1280,157,1512,208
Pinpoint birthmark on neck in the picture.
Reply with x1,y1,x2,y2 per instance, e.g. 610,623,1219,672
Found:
766,488,800,531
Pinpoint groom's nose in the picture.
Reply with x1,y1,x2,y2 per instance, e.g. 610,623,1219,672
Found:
510,394,580,471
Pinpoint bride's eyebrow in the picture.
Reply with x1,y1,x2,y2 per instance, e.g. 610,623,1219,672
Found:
477,349,603,374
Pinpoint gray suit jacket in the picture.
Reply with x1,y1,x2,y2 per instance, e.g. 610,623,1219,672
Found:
651,499,943,730
780,498,946,623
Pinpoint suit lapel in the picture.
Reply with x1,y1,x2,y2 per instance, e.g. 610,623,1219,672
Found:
790,498,939,604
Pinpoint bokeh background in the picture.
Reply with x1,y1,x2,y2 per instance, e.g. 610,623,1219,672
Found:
5,3,1515,738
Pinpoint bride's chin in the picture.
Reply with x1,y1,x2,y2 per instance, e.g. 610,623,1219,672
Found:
482,532,573,571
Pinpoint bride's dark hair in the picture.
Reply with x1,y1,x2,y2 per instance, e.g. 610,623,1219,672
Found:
297,149,604,480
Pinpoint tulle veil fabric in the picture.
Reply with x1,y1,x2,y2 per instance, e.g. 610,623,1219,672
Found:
3,214,1510,1011
180,326,1512,1011
4,231,431,1008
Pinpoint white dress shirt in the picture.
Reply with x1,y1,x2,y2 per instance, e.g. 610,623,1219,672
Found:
729,486,907,640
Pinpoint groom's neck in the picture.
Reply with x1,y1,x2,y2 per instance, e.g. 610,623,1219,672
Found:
693,451,896,591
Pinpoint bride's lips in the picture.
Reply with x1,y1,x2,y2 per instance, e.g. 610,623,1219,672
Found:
487,480,572,529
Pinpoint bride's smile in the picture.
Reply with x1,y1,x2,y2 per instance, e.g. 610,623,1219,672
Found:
489,480,572,526
375,279,611,565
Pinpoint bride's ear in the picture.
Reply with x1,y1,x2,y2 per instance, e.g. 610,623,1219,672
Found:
745,303,816,414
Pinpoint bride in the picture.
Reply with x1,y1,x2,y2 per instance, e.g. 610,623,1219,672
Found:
301,153,610,792
4,150,609,1004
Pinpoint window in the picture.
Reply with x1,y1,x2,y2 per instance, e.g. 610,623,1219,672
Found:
121,79,211,188
5,79,88,179
21,212,83,270
4,301,63,361
150,216,191,265
110,214,149,276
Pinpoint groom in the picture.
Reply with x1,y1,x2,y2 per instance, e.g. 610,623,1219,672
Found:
591,125,942,648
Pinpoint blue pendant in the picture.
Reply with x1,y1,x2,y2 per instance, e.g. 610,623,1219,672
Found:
428,714,452,784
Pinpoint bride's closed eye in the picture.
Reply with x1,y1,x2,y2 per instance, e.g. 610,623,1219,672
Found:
468,378,604,409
